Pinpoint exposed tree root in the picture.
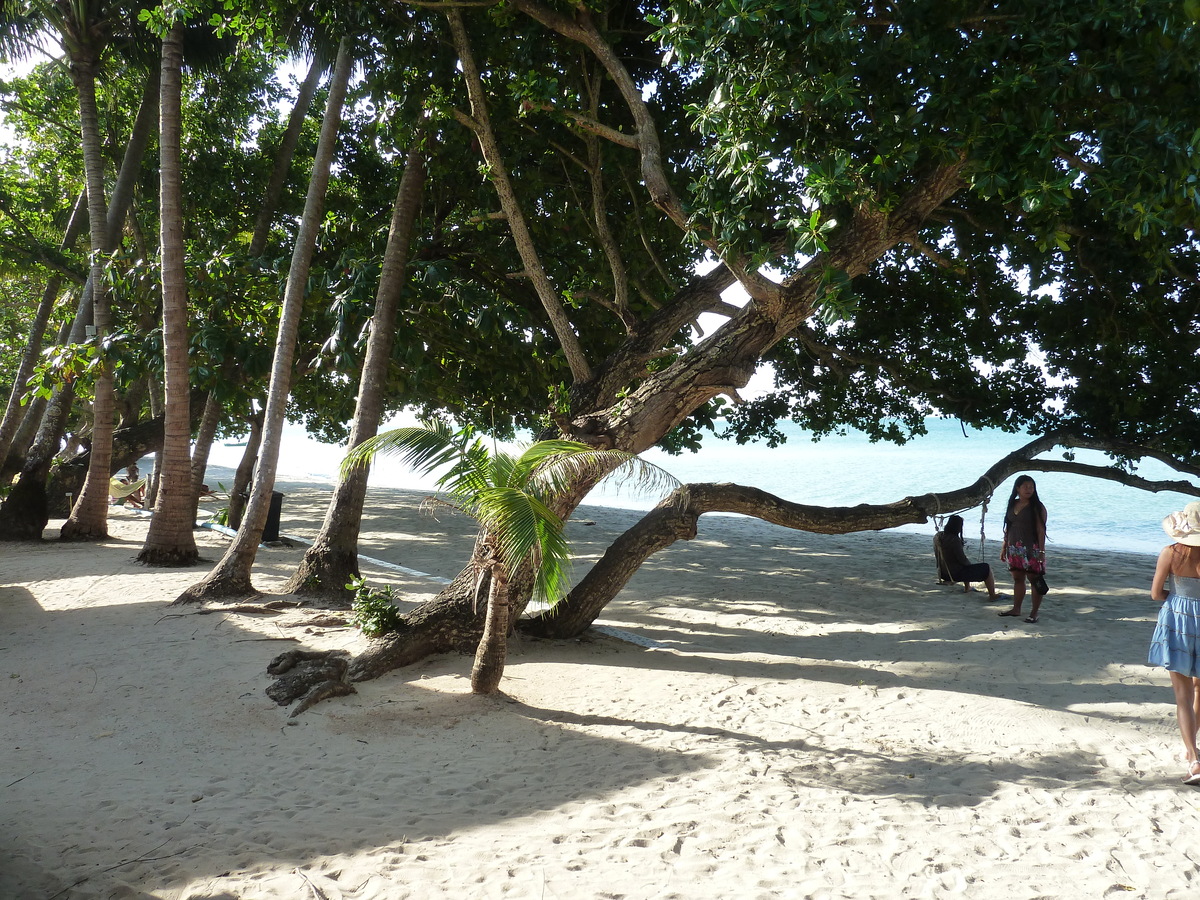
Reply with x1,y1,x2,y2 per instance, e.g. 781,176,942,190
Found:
277,432,1200,710
266,649,356,717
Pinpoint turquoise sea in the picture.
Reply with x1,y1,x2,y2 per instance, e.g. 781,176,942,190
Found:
205,416,1196,557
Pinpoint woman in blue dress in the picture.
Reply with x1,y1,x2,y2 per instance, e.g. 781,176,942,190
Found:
1148,501,1200,786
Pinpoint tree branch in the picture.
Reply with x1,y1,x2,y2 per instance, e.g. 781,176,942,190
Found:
509,0,782,307
446,10,593,382
523,431,1199,637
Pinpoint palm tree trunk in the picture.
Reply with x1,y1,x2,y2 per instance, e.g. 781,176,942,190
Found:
188,392,223,524
470,562,510,694
0,191,88,471
249,53,324,257
284,138,428,599
187,52,328,530
175,37,354,603
60,56,115,542
226,409,262,531
139,20,198,566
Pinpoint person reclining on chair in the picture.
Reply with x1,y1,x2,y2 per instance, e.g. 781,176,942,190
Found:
109,465,147,508
935,515,1006,602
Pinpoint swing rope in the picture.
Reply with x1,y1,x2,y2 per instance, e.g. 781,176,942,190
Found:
978,475,996,559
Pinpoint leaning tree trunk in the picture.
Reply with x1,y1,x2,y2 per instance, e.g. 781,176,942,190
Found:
174,38,354,604
0,393,47,483
334,17,969,682
471,558,510,694
226,410,263,531
345,486,588,684
60,53,138,541
0,191,87,470
139,22,198,566
249,52,324,258
0,305,89,536
523,484,933,638
347,558,534,683
283,138,427,602
188,392,223,524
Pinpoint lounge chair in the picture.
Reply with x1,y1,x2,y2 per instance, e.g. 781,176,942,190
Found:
109,476,147,507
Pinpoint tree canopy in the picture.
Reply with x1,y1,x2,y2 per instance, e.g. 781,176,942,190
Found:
2,0,1199,679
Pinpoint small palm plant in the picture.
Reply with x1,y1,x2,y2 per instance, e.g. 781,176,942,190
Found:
343,420,677,694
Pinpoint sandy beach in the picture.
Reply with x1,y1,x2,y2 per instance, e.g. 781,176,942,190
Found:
3,479,1199,899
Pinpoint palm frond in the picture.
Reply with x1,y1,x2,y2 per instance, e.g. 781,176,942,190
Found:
527,445,680,503
343,426,674,608
341,420,460,478
0,3,54,64
472,486,570,602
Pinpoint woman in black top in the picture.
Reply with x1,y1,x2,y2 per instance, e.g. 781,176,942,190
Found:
937,515,1005,600
998,474,1048,623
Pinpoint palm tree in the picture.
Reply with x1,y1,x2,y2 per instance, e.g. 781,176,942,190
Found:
173,35,355,602
49,0,121,540
137,12,196,565
344,421,677,694
282,137,427,599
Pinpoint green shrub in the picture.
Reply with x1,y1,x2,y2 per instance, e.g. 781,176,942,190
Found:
347,575,403,637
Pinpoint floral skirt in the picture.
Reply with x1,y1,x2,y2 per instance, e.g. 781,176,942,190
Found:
1006,541,1045,574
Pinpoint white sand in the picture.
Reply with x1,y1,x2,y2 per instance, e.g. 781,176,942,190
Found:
3,483,1199,899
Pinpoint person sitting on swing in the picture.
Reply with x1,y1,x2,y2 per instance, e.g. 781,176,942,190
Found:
935,515,1006,601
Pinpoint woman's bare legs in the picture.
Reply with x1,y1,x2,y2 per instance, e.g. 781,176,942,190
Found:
999,570,1026,616
1169,671,1200,780
1026,583,1043,621
982,568,1002,601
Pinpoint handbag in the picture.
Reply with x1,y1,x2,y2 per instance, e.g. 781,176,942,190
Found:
1031,573,1049,595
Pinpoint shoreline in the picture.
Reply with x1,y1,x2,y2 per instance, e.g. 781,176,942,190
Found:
199,462,1164,569
4,478,1196,899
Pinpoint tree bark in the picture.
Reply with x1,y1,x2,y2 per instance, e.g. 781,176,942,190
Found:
249,53,325,258
226,410,263,531
347,565,490,682
60,51,153,540
522,434,1200,637
0,381,78,539
188,392,223,524
284,138,427,601
471,560,510,694
175,38,354,604
0,192,87,471
139,21,198,566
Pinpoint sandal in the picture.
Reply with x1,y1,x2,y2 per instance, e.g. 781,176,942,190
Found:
1184,762,1200,786
1024,615,1039,624
998,610,1021,617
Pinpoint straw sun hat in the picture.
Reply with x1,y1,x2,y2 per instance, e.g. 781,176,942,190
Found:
1162,501,1200,547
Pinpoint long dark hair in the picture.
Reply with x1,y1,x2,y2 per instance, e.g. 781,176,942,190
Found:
945,514,965,543
1004,474,1047,529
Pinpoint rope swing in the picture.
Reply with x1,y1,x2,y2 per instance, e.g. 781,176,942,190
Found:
978,475,996,559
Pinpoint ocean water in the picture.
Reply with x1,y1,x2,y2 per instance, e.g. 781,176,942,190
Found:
204,416,1195,558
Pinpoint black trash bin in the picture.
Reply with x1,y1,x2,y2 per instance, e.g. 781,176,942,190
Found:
262,491,284,542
